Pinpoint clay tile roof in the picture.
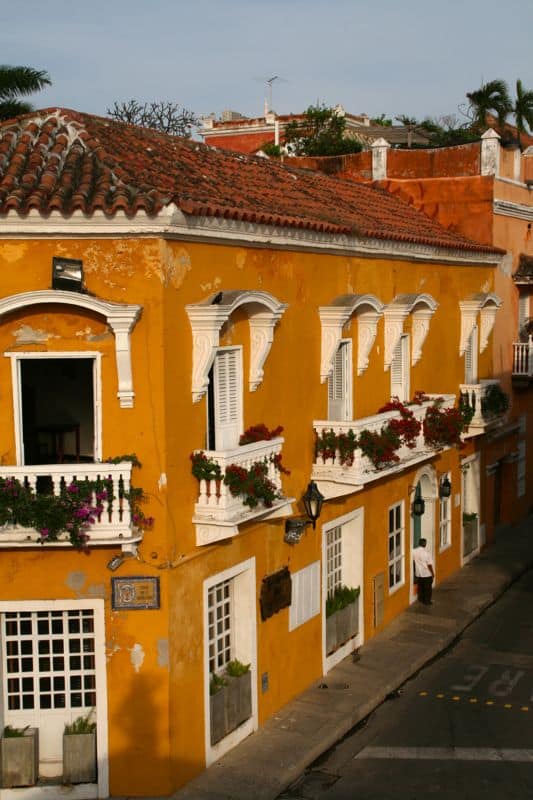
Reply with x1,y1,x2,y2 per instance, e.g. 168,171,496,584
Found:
0,107,502,256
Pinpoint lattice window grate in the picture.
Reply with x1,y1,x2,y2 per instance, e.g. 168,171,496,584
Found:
207,579,233,675
326,526,343,598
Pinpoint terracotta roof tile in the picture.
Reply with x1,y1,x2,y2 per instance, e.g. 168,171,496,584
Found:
0,107,502,255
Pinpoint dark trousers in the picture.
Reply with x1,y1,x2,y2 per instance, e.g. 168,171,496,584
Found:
417,576,433,604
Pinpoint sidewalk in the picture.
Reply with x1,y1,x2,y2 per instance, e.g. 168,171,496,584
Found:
132,516,533,800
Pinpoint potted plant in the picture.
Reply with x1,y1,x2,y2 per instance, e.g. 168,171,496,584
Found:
462,511,479,557
63,712,96,784
325,585,360,655
210,659,252,745
481,384,510,419
0,725,39,788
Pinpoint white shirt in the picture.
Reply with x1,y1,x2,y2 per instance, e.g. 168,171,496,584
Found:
413,546,433,578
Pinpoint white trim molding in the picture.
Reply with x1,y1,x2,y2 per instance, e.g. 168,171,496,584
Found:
383,294,437,370
481,129,500,176
319,294,384,382
493,199,533,221
0,290,141,408
459,293,502,355
186,290,287,402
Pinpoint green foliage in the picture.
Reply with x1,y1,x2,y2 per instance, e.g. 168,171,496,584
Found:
465,79,513,132
209,672,227,695
370,113,393,127
105,453,142,468
224,461,280,509
462,511,478,523
514,79,533,137
190,451,222,482
326,585,360,618
64,713,96,735
225,659,251,678
284,104,362,157
260,141,282,157
0,64,51,121
358,425,401,468
481,384,510,418
3,724,29,738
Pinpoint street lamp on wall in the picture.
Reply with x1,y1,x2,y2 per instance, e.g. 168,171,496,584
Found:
409,483,425,517
302,481,324,529
439,475,452,499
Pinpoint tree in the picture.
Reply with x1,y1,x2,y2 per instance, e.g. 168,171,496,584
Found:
0,64,51,121
513,79,533,138
370,114,393,127
107,100,198,137
283,104,362,157
465,79,512,133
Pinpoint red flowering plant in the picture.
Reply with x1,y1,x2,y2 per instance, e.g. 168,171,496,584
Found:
239,424,283,446
377,397,421,449
423,402,465,449
224,461,280,509
190,451,223,482
358,426,401,469
315,429,338,461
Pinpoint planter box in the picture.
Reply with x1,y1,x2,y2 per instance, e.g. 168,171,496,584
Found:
210,671,252,745
0,727,39,788
326,598,359,656
463,519,478,558
63,732,96,784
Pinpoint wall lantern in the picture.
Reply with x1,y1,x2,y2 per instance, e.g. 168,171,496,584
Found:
439,476,452,499
302,481,324,529
52,257,84,292
284,481,325,545
409,484,425,517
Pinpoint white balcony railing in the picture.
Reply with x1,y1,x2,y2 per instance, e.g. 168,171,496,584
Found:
312,394,456,499
0,462,139,550
512,337,533,377
193,437,294,546
459,379,507,437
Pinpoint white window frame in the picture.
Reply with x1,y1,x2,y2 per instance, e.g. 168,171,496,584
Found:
390,334,410,402
7,351,102,466
439,475,452,552
289,562,320,631
208,346,243,451
0,599,108,798
388,501,405,592
322,508,364,672
327,339,352,420
203,558,257,766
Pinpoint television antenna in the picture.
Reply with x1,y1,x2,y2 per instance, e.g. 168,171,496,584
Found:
254,75,288,114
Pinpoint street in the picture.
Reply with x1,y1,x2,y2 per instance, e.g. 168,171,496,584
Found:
280,569,533,800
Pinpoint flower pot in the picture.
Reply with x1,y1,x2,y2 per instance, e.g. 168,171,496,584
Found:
210,671,252,745
463,518,478,558
63,731,96,784
326,598,359,656
0,727,39,788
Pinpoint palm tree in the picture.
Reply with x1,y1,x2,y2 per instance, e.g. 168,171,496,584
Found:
0,65,51,121
514,79,533,138
465,79,512,133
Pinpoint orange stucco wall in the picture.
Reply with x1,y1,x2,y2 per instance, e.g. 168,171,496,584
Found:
0,233,508,794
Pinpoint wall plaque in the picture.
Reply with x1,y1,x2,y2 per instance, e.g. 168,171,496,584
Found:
260,566,292,621
111,576,160,610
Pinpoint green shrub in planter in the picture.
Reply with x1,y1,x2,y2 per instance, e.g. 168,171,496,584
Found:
210,659,252,745
63,713,96,785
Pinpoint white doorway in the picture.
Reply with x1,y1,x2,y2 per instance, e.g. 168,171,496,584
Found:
410,469,437,602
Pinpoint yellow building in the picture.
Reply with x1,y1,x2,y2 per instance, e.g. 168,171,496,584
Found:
0,109,510,797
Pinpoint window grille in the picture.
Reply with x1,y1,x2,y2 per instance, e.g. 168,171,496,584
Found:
388,503,404,589
326,525,343,598
207,579,233,675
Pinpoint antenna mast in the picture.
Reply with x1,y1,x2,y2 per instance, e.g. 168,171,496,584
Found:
265,76,279,115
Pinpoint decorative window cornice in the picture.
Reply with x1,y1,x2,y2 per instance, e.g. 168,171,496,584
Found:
383,294,437,370
319,294,384,382
459,293,502,355
186,290,287,402
0,290,141,407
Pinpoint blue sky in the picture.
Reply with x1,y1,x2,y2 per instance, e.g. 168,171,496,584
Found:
2,0,532,124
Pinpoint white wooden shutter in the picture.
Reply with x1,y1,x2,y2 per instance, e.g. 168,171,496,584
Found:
289,562,320,631
518,295,529,334
328,341,351,420
213,348,242,451
465,325,478,384
390,334,409,402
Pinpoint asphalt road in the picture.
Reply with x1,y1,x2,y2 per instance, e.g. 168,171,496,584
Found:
279,569,533,800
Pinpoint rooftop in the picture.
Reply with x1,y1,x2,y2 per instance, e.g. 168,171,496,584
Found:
0,108,500,255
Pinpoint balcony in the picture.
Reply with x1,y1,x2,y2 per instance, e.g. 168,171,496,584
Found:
0,462,139,550
312,394,455,500
459,379,508,438
512,337,533,386
192,437,294,546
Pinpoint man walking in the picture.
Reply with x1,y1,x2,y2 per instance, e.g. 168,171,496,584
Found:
413,538,434,605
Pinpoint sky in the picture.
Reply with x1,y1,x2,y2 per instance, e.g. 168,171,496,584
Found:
2,0,533,127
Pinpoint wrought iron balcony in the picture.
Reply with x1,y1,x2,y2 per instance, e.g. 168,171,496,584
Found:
459,379,508,438
192,437,294,546
312,394,455,500
0,462,138,550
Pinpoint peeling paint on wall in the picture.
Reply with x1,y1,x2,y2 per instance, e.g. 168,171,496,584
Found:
13,325,58,344
66,571,86,595
157,639,169,668
129,643,145,673
144,243,191,288
75,325,113,342
158,473,167,490
0,243,29,262
200,277,222,293
86,583,106,598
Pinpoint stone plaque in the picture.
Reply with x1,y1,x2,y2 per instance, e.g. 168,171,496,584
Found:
111,576,160,610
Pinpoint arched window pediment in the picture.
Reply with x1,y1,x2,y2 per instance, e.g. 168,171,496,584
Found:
459,293,502,355
384,293,438,369
0,290,142,407
186,290,287,402
319,294,384,381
